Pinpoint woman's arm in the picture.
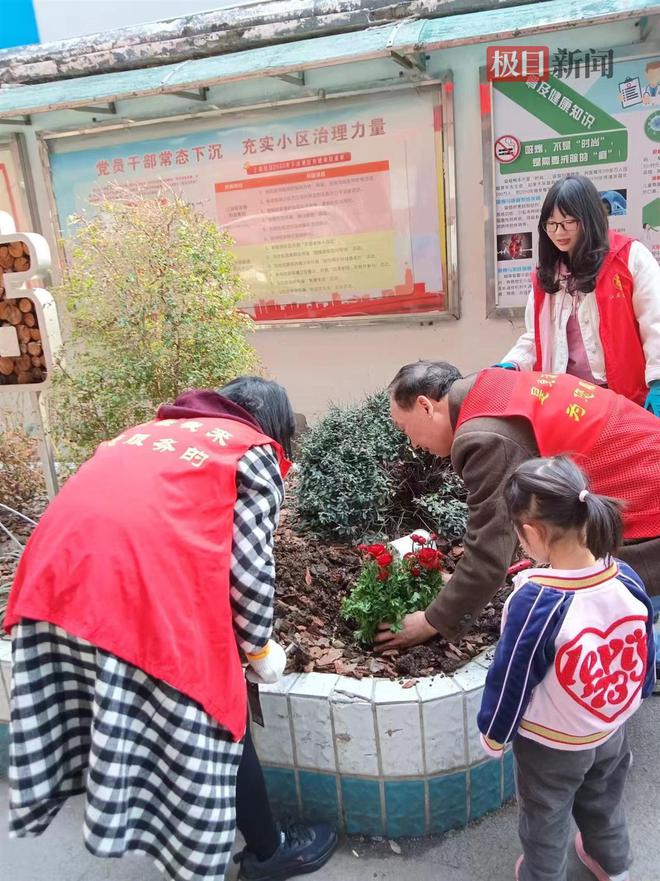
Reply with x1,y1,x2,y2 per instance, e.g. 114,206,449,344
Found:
230,445,284,654
500,289,537,371
630,240,660,385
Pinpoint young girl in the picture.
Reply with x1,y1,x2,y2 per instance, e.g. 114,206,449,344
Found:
495,174,660,413
478,456,655,881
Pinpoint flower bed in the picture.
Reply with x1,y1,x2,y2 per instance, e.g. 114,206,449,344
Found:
274,522,507,680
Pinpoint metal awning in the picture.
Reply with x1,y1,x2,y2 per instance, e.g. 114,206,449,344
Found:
0,0,655,120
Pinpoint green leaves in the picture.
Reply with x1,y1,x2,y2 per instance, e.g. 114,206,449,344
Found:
341,553,443,645
294,390,468,543
48,188,258,465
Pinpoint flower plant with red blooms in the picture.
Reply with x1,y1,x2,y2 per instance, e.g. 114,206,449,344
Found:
342,535,446,644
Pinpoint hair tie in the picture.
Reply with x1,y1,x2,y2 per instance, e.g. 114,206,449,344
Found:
578,489,590,503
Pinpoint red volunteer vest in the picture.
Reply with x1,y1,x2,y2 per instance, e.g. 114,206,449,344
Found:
532,230,646,405
456,369,660,540
4,416,290,741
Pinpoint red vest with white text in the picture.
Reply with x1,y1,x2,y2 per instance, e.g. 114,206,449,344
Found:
4,416,289,741
456,369,660,540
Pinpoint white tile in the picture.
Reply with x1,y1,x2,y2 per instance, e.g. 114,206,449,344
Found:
290,696,337,771
373,679,420,704
0,661,11,707
289,672,339,698
250,692,294,765
452,661,488,693
256,672,300,695
376,702,424,776
0,638,12,664
0,668,10,723
473,647,497,670
423,694,466,773
416,674,461,701
332,700,379,776
465,687,487,764
331,676,373,702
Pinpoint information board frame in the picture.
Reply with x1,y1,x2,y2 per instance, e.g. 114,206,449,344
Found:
42,77,459,328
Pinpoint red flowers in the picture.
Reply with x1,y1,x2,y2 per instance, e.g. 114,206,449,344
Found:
417,547,444,570
359,543,387,558
358,543,394,581
357,533,445,584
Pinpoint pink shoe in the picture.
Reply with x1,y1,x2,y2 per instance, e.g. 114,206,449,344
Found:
575,832,630,881
515,855,523,880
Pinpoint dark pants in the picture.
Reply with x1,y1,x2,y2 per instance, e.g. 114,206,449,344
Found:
237,726,281,860
514,726,632,881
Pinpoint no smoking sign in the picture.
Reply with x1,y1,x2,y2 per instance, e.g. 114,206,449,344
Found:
494,135,521,163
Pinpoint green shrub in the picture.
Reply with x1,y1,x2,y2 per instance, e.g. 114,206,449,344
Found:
414,496,469,540
49,187,258,465
295,391,403,540
295,390,467,542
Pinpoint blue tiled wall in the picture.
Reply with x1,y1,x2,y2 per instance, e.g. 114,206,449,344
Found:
299,770,339,825
469,759,503,821
429,771,467,834
385,779,426,838
341,777,383,835
261,759,508,838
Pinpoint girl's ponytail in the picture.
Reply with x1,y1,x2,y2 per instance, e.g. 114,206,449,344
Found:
582,491,623,560
505,456,625,560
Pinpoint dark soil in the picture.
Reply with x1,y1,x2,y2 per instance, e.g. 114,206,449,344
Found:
274,509,509,680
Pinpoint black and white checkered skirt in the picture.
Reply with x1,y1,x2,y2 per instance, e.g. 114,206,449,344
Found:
8,620,243,880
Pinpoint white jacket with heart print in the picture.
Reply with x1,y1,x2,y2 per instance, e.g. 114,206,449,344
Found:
478,559,656,755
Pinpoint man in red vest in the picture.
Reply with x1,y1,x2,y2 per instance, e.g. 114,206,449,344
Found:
376,361,660,653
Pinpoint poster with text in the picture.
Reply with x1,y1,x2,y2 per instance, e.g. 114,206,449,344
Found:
51,91,447,322
490,53,660,308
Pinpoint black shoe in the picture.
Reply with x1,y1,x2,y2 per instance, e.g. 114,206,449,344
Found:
237,821,338,881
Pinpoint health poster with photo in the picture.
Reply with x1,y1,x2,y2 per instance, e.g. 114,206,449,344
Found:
490,53,660,308
50,91,447,322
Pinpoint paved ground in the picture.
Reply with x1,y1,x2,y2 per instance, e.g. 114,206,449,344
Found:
1,698,658,881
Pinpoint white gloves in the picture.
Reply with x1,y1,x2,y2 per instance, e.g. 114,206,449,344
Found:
246,639,287,684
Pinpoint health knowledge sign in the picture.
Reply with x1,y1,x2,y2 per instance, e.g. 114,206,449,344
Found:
50,90,447,323
491,53,660,308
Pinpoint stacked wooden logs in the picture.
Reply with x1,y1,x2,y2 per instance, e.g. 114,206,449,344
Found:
0,241,46,386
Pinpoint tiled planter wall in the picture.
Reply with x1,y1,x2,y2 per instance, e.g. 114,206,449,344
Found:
252,649,515,838
0,641,514,836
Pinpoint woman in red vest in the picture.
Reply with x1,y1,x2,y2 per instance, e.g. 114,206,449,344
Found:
496,174,660,412
3,377,337,881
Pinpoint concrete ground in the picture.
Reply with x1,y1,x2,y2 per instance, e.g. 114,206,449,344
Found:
1,698,658,881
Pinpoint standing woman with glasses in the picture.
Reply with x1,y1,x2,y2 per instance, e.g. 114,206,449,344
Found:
495,174,660,414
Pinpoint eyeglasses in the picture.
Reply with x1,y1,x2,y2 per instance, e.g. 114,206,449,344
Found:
544,219,580,233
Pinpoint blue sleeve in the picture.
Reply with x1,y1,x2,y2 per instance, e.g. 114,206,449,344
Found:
616,559,656,699
477,583,571,749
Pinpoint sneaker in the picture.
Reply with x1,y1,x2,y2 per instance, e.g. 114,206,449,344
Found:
575,832,630,881
237,822,338,881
